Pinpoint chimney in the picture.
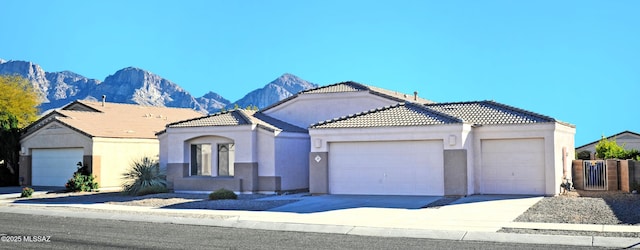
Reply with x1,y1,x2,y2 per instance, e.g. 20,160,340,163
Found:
413,91,418,101
102,95,106,107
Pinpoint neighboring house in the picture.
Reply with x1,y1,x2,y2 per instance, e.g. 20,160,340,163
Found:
19,100,203,188
159,81,575,196
575,130,640,158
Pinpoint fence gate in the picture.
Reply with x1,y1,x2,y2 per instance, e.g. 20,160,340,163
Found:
583,160,606,190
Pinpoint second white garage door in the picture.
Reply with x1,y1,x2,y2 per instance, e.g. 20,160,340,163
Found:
328,140,444,196
481,138,545,195
32,148,84,187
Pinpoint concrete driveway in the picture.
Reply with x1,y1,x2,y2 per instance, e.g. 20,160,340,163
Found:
251,194,543,232
265,195,441,213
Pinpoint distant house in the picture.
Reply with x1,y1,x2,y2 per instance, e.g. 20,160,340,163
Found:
575,130,640,159
19,100,203,188
159,82,576,196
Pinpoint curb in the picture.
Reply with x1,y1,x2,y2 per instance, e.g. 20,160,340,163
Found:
0,204,638,248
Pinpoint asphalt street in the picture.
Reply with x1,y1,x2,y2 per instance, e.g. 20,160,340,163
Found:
0,213,609,250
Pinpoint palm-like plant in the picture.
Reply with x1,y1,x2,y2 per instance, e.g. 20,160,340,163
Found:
122,156,167,195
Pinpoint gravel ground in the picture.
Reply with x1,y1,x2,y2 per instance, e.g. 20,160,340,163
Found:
499,228,640,238
513,190,640,225
500,190,640,237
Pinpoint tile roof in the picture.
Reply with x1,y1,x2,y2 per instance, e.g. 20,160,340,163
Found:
424,100,558,125
262,81,434,112
302,81,369,94
24,100,204,139
167,109,307,133
167,111,248,128
311,102,462,129
310,100,573,130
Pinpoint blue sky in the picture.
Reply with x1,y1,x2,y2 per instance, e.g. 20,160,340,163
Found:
1,0,638,146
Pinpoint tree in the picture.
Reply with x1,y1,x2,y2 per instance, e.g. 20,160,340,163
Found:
595,136,640,160
0,75,40,186
0,75,39,128
0,112,20,186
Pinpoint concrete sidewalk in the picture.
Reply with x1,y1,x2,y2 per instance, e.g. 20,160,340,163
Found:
0,190,638,248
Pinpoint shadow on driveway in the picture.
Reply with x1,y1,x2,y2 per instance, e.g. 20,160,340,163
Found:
0,186,65,194
265,195,442,213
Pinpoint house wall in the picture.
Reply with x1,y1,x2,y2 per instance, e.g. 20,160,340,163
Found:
554,123,577,183
161,125,257,166
184,135,235,176
160,125,256,191
263,92,400,128
19,122,93,186
19,121,165,188
160,125,312,193
470,122,573,196
310,124,467,152
92,137,159,188
275,133,310,191
20,122,93,155
256,129,276,177
309,124,468,195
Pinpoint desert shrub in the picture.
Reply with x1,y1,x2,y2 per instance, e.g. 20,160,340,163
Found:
209,188,237,200
122,156,167,196
65,164,99,192
20,187,34,198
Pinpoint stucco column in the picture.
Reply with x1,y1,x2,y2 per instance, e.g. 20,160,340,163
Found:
235,162,258,192
444,149,467,196
309,152,328,194
18,155,31,186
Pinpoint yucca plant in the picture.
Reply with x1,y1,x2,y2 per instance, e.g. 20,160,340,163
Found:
122,156,167,196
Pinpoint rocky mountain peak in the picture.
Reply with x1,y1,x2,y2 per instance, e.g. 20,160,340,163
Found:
228,73,318,109
0,60,50,102
1,59,317,115
269,73,316,94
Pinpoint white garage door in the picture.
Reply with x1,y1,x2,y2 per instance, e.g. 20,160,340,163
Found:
328,140,444,196
32,148,84,186
481,139,545,195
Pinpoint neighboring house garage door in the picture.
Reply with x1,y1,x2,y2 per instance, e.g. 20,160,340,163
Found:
328,140,444,196
481,139,545,195
32,148,84,186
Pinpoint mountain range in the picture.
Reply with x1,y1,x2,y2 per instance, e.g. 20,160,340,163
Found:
0,59,317,114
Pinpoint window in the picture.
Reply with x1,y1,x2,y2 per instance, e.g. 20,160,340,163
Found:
218,144,235,176
190,143,234,177
190,144,212,176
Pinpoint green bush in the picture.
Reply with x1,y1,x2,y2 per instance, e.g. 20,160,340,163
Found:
20,187,34,198
65,163,99,192
122,156,167,196
209,188,237,200
595,137,639,160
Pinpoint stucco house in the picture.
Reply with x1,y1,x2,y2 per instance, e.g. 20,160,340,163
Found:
159,81,575,196
575,130,640,159
19,100,203,188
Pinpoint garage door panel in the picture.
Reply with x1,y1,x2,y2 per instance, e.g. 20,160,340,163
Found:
32,148,84,186
328,140,443,196
481,139,545,195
